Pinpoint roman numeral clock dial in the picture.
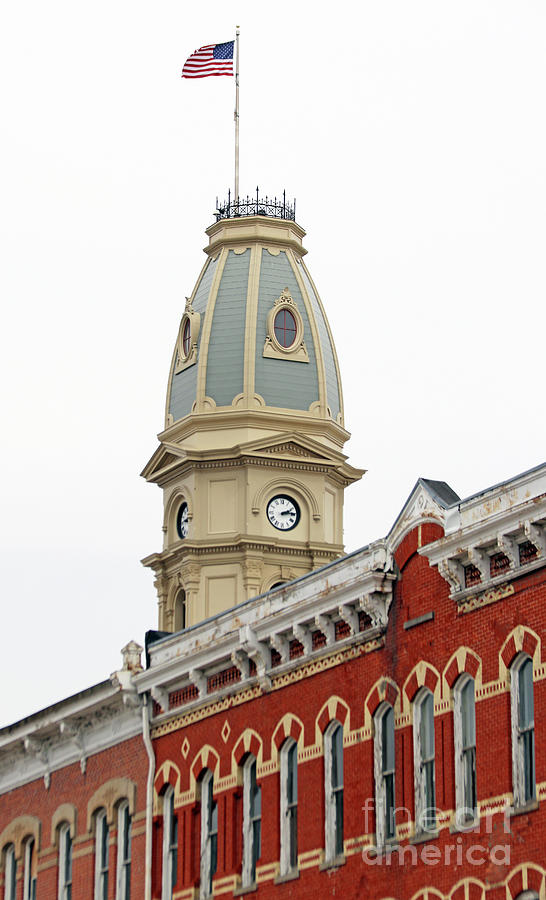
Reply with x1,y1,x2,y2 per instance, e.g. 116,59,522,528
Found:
266,495,300,531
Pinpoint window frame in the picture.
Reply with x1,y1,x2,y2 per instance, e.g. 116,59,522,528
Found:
3,844,16,900
511,653,536,808
57,823,73,900
324,720,344,862
200,770,218,899
413,688,436,835
279,738,298,876
453,674,477,824
242,755,261,887
94,809,109,900
23,837,37,900
161,787,177,900
374,703,396,846
116,800,132,900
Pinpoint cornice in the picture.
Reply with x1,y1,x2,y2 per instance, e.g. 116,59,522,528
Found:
141,537,344,572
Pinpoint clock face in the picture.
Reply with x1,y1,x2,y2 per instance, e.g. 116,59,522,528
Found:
267,495,300,531
176,502,189,539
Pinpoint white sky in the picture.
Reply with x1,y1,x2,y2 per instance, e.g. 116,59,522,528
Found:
1,1,544,727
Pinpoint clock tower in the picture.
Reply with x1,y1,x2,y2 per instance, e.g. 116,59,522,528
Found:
141,197,364,632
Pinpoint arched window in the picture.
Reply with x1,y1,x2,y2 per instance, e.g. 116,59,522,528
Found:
242,755,261,887
453,675,477,823
57,823,72,900
174,590,186,632
116,801,131,900
279,738,298,876
511,654,536,807
199,770,217,899
161,787,177,900
324,721,344,862
413,689,436,833
374,703,395,846
3,845,16,900
23,837,37,900
94,809,109,900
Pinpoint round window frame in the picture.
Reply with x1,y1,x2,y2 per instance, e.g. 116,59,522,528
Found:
181,317,192,359
266,301,304,356
273,307,298,349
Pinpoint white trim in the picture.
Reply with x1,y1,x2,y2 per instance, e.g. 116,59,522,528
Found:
94,809,109,900
23,838,36,900
412,688,436,834
3,845,16,900
161,787,175,900
453,675,477,824
115,801,131,900
57,823,72,900
373,703,395,847
242,755,261,886
279,739,298,876
323,721,343,862
199,771,217,899
510,653,536,808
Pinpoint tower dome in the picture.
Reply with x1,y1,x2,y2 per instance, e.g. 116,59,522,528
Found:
142,203,364,632
166,213,343,436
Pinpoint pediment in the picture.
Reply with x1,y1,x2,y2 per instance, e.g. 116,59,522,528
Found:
141,442,186,481
388,478,459,551
238,432,343,465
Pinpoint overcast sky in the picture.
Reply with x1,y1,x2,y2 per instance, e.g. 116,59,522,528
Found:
1,1,544,727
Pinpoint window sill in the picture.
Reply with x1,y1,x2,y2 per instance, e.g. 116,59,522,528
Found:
510,798,539,817
449,815,479,834
365,841,399,859
233,882,257,897
410,829,439,845
319,854,345,871
274,869,299,885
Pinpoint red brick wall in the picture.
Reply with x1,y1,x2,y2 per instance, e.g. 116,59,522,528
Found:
152,524,546,899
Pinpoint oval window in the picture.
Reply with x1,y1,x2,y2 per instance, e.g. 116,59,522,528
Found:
274,308,297,349
182,318,191,358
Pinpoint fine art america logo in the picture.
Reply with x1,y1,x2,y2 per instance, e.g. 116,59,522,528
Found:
361,800,511,867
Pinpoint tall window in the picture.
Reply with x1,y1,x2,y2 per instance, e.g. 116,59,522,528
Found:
324,721,344,861
161,787,177,900
374,704,395,845
23,838,37,900
511,654,536,807
3,845,16,900
174,590,186,632
116,801,131,900
58,823,73,900
279,738,298,875
413,689,436,833
242,755,261,886
454,675,477,822
200,770,218,899
94,809,109,900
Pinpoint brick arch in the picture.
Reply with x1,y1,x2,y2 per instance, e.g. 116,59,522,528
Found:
449,878,486,900
365,677,400,717
410,888,445,900
403,662,441,704
86,777,137,831
190,745,220,785
271,714,304,754
154,760,181,797
444,648,482,689
506,864,546,900
315,696,350,741
51,804,77,846
232,729,263,767
0,816,41,862
500,627,541,673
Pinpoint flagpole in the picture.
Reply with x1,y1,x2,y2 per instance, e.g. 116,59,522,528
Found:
234,26,240,203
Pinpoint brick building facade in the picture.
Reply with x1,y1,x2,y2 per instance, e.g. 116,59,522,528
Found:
1,203,545,899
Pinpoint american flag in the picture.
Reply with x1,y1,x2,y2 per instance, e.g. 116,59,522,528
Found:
182,41,234,79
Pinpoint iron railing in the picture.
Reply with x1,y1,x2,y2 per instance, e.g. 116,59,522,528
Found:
215,188,296,222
